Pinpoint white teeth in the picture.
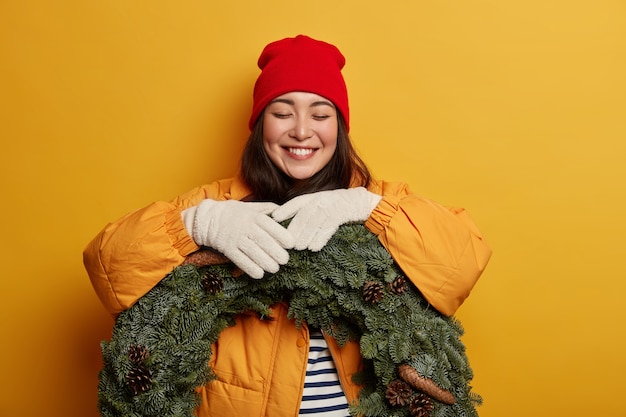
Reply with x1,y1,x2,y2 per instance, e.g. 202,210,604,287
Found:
288,148,314,156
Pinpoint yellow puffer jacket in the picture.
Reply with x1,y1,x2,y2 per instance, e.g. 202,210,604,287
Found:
83,176,491,416
197,303,363,416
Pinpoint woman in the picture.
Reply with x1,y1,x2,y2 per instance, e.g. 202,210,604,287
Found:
84,34,491,417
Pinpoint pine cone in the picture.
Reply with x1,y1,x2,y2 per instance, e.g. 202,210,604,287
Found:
127,344,150,364
388,275,408,295
231,266,244,278
385,379,413,407
182,248,230,266
126,365,153,395
201,270,224,295
409,393,434,417
363,281,384,304
398,364,455,405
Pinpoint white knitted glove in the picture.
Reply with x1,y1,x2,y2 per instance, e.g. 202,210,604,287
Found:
272,187,382,252
181,200,294,279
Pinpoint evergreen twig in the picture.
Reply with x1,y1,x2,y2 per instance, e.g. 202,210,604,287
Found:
98,224,481,417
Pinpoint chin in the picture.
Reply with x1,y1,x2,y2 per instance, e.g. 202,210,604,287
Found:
285,169,319,181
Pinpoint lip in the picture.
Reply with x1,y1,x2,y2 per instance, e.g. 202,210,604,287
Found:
285,147,317,159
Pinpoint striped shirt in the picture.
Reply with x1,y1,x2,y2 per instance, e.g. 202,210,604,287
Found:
298,330,350,416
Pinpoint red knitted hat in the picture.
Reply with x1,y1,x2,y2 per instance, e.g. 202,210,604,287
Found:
249,35,349,131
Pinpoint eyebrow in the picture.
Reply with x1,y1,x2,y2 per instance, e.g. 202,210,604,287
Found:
269,98,335,108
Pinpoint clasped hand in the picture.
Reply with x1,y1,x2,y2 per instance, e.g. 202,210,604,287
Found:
272,187,382,251
182,188,381,278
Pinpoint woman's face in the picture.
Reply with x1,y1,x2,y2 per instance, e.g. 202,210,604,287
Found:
262,91,338,182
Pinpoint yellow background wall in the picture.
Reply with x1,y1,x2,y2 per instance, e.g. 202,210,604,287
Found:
1,1,624,416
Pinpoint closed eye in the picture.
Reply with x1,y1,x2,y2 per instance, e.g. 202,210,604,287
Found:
271,112,292,119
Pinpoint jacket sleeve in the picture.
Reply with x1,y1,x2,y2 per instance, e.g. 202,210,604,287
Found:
83,180,236,315
364,181,491,316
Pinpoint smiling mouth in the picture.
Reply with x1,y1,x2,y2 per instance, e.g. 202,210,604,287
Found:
287,147,315,156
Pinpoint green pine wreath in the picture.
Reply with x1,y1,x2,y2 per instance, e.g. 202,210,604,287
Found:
98,224,481,417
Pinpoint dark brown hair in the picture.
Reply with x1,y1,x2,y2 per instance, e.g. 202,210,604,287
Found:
240,112,371,204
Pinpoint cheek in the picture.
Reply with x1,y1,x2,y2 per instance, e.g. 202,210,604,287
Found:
262,138,278,166
320,125,339,150
261,113,281,145
262,124,281,150
262,134,283,168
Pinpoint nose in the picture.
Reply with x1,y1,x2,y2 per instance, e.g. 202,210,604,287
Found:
290,116,313,141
